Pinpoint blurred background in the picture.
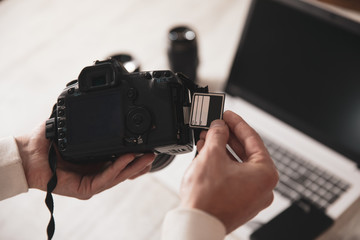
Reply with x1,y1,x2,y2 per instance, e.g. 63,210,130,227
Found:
0,0,359,239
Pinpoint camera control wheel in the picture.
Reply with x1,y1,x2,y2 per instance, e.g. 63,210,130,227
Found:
126,107,152,134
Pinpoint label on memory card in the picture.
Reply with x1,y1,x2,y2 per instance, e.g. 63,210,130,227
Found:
189,93,225,129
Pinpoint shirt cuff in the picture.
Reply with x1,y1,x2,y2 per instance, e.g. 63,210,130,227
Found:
162,207,226,240
0,136,29,200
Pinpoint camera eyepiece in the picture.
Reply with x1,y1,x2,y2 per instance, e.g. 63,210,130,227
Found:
78,61,118,92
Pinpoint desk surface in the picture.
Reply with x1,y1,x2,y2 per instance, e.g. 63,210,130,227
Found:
0,0,359,239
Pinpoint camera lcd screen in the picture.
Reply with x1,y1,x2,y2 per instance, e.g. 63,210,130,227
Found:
66,91,124,145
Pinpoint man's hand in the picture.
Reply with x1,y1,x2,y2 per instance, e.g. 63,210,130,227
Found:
180,110,278,233
16,122,155,200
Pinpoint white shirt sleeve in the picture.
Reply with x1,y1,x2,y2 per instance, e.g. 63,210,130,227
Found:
162,207,226,240
0,136,29,200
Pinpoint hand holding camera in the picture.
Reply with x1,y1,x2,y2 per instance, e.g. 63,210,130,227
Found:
16,122,155,200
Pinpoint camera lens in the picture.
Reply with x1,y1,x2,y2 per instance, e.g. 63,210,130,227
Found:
167,26,199,81
126,107,152,134
150,154,175,172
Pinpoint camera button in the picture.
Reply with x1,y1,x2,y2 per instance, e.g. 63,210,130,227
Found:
164,71,171,77
59,130,65,139
145,72,152,79
58,140,66,151
58,120,65,127
126,107,152,134
68,88,75,94
153,71,161,78
58,98,65,106
58,109,65,117
127,88,137,100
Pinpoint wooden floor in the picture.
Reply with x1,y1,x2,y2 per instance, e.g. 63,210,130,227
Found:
0,0,359,239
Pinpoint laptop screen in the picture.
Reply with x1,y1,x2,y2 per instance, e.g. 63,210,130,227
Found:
225,0,360,165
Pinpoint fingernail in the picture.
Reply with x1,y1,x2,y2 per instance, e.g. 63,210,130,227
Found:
210,120,225,128
135,153,144,158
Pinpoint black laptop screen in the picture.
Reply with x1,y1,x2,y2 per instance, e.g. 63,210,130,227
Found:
226,0,360,165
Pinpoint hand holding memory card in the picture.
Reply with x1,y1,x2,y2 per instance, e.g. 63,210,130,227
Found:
189,93,225,129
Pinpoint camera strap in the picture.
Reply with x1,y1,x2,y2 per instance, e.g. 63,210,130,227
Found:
45,141,58,240
45,104,58,240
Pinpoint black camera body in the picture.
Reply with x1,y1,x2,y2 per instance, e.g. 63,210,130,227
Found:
46,59,198,163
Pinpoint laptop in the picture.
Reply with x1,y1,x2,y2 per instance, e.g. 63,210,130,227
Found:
224,0,360,239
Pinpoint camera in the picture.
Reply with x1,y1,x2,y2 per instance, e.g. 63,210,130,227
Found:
45,58,207,164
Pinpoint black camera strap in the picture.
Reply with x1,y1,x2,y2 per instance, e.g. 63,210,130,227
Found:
45,104,58,240
45,141,58,240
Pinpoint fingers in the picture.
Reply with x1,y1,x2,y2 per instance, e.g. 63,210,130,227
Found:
227,132,247,161
195,130,207,152
197,111,268,163
223,110,268,163
128,165,152,180
196,124,243,162
89,153,137,193
112,153,155,184
84,153,154,197
55,153,155,199
199,120,230,160
196,139,205,152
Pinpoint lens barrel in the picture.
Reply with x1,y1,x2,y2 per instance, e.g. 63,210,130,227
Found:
167,26,199,82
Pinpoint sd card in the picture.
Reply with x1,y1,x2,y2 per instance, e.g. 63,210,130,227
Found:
189,93,225,129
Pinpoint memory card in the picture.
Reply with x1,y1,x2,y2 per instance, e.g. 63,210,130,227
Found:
189,92,225,129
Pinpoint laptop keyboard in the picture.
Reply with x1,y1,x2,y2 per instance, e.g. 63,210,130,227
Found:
263,138,350,210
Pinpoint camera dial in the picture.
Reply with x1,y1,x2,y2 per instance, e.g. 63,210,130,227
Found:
126,107,152,135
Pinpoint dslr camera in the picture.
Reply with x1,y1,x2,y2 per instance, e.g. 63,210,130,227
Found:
45,58,207,168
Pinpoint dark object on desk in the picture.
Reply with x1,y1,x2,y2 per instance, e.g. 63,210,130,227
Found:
250,199,334,240
167,25,199,81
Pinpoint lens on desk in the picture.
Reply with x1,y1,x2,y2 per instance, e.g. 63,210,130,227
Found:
167,26,199,82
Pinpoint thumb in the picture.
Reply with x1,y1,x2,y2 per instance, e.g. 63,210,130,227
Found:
203,120,229,154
